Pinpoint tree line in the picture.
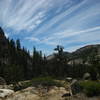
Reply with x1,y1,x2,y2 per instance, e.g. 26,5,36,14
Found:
0,27,100,84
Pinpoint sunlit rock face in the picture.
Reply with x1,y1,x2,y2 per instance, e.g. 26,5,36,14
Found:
0,86,70,100
0,84,100,100
0,89,14,98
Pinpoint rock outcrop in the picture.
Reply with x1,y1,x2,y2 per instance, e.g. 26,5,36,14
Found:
0,86,70,100
0,89,14,98
0,86,99,100
83,73,91,80
71,79,81,95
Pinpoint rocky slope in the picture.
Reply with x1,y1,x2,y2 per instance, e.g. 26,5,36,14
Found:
47,44,100,65
0,86,68,100
0,86,100,100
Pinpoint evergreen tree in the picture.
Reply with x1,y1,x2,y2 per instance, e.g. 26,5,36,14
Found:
16,39,21,50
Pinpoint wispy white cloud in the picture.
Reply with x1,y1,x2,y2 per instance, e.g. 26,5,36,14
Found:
5,32,9,38
0,0,72,32
25,25,100,47
34,0,87,35
0,0,49,31
53,26,100,39
37,26,100,44
0,0,100,54
25,36,40,42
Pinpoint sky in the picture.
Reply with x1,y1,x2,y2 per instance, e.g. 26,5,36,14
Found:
0,0,100,55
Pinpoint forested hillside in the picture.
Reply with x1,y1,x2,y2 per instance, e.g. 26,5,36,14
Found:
0,27,100,84
0,27,44,83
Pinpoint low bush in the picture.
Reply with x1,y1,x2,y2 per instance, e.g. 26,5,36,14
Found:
13,77,63,91
13,81,32,91
31,77,63,87
79,81,100,97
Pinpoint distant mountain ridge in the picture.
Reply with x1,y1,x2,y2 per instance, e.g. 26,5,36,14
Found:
72,44,100,57
47,44,100,65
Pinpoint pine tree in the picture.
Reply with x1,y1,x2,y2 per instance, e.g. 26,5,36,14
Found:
16,39,21,50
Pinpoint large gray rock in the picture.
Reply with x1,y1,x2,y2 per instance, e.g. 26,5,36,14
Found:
7,87,40,100
0,89,14,98
0,84,14,90
96,73,100,80
71,79,81,95
65,77,72,82
83,73,91,80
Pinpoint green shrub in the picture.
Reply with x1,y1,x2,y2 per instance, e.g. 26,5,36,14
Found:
14,81,32,91
79,81,100,97
31,77,63,87
14,77,63,91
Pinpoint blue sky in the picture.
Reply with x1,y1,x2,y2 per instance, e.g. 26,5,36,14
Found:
0,0,100,55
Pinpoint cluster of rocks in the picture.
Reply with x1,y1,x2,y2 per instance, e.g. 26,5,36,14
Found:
0,86,100,100
0,77,71,100
0,74,99,100
0,86,71,100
